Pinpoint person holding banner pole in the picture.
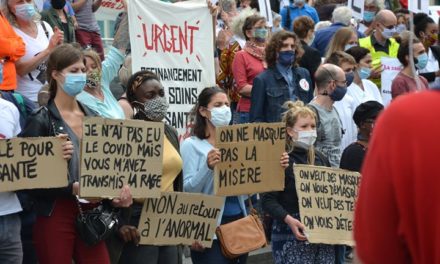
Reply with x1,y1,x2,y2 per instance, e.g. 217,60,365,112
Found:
262,100,335,264
117,70,183,264
20,44,132,264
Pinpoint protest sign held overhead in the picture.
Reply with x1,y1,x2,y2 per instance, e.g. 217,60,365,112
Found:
80,117,164,198
128,0,216,136
294,165,361,246
95,0,124,21
0,137,67,192
214,123,286,196
138,192,224,247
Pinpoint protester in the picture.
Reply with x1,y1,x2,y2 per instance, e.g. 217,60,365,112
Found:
41,0,76,43
3,0,63,103
358,0,383,36
250,30,313,123
272,13,282,33
232,14,267,124
325,27,358,58
42,0,78,28
117,70,183,264
312,6,363,57
281,0,319,31
0,9,25,91
294,16,321,88
355,90,440,263
414,13,440,89
216,0,238,50
20,44,132,264
262,100,335,264
71,0,104,60
76,10,129,119
391,37,429,99
345,46,383,107
0,97,23,264
340,100,383,172
359,9,399,88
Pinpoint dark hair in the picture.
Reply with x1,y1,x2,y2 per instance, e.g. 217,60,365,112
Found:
345,46,370,63
314,66,336,90
414,13,435,38
325,51,356,66
191,87,227,139
126,70,160,103
242,14,266,41
293,16,315,39
46,44,84,99
265,30,303,68
397,38,421,66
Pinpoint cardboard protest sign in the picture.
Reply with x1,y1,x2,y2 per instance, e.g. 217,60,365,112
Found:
95,0,124,21
214,123,286,196
80,117,164,198
128,0,216,137
0,137,67,192
381,57,402,106
138,192,224,247
294,165,361,246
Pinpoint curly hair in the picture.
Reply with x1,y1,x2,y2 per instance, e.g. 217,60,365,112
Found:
265,30,303,68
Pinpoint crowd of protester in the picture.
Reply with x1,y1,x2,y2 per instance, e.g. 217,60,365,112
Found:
0,0,438,263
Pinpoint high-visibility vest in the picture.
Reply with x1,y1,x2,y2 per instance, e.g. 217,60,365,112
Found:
359,35,400,88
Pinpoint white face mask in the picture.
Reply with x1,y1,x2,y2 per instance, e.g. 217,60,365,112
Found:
209,105,231,127
296,130,317,147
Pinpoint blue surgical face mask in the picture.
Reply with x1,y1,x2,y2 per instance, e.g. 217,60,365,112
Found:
415,53,428,70
396,24,406,34
62,73,86,96
278,50,295,67
363,11,375,23
381,27,396,39
329,84,347,101
209,105,231,127
254,28,268,43
358,67,371,79
15,3,36,21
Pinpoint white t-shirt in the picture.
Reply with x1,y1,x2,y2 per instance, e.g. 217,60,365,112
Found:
419,48,440,89
347,79,383,109
14,21,54,102
0,98,22,216
334,94,358,153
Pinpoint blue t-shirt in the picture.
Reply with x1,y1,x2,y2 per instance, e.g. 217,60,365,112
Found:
281,4,319,31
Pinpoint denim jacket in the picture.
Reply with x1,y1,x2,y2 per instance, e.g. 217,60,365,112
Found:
249,66,313,123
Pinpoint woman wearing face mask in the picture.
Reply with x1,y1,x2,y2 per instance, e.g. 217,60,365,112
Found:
345,46,383,107
181,87,289,264
41,0,76,43
250,30,313,123
262,100,335,264
293,16,320,89
325,27,358,59
20,43,132,264
3,0,63,103
116,70,183,264
413,13,440,89
76,7,129,119
232,14,267,124
391,37,429,99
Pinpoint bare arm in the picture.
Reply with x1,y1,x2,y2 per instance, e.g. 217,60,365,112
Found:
238,84,252,97
92,0,103,12
112,11,129,54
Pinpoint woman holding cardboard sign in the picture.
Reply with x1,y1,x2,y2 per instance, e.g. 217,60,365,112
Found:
20,43,132,264
262,100,335,264
181,87,289,263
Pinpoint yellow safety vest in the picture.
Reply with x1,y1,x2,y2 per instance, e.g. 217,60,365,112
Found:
359,36,400,88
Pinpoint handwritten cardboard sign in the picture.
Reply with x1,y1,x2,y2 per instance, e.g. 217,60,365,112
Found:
138,192,224,247
0,137,67,192
80,117,164,198
294,165,361,246
214,123,286,196
381,57,403,106
128,0,216,137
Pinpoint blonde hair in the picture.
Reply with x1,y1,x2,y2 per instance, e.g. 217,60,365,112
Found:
2,0,41,27
83,49,102,71
282,100,317,165
325,27,357,58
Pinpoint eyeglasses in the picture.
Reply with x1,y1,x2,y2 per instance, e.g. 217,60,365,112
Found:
322,67,347,86
381,23,396,30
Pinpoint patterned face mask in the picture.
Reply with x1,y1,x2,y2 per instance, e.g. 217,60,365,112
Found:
86,69,101,89
141,96,169,121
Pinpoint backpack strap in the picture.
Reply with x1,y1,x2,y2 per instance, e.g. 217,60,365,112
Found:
41,21,49,39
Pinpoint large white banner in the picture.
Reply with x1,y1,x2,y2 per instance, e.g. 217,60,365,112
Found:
96,0,124,21
128,0,216,137
408,0,429,14
381,57,402,106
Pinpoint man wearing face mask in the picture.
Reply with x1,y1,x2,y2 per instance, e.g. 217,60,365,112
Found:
0,8,25,91
280,0,319,32
359,9,399,89
307,64,345,168
250,30,313,123
358,0,382,36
